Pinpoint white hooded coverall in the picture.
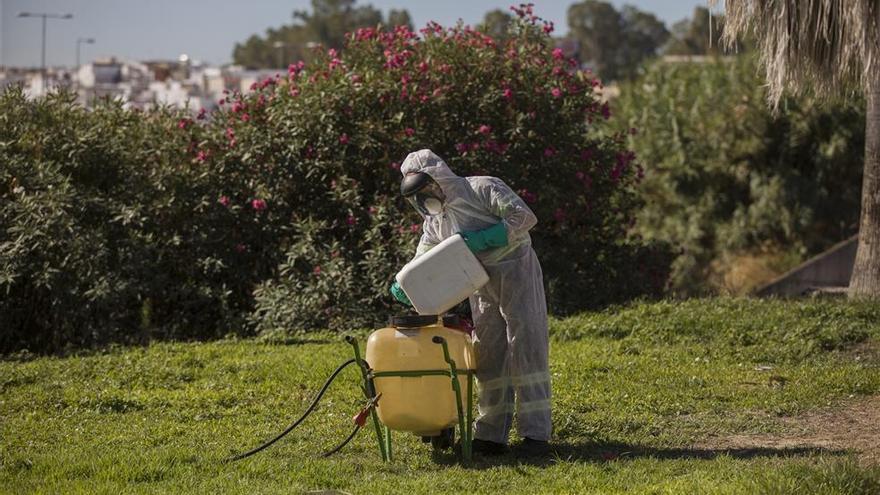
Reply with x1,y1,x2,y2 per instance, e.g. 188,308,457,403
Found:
400,149,552,444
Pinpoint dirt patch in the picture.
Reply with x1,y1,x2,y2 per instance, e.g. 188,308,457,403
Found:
698,395,880,466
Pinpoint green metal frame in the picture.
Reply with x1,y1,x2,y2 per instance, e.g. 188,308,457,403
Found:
345,335,475,463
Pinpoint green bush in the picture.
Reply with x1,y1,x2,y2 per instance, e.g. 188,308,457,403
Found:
1,10,669,352
616,55,865,295
0,90,256,352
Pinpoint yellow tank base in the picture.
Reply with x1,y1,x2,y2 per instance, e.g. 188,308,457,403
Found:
345,315,476,463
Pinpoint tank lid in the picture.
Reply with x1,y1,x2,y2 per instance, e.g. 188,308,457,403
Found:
390,314,439,328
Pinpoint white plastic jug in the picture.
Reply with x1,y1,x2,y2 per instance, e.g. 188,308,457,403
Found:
395,234,489,315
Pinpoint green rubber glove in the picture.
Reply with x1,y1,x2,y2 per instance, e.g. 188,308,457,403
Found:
390,281,412,306
460,223,508,253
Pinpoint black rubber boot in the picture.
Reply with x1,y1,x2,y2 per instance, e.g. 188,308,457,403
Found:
471,438,508,456
517,437,551,457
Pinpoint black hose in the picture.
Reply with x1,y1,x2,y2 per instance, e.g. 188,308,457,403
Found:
226,358,357,462
322,424,362,457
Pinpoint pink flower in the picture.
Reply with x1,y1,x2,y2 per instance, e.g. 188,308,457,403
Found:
218,195,230,206
580,148,594,161
368,206,378,215
347,215,357,226
350,73,361,83
553,208,566,222
418,61,429,73
575,171,585,180
196,150,209,163
616,150,635,168
502,87,513,100
410,223,420,232
259,77,275,89
390,162,400,170
231,101,244,113
289,87,300,97
601,102,611,120
519,189,537,204
543,22,555,34
404,127,415,137
196,108,207,120
478,124,492,135
552,48,564,60
177,118,190,129
551,87,562,98
240,113,250,122
312,265,322,275
235,243,246,253
543,146,556,157
339,133,350,144
455,143,468,154
251,199,267,211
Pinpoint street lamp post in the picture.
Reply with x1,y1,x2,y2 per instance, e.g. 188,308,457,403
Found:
17,12,74,90
76,38,95,69
76,38,95,92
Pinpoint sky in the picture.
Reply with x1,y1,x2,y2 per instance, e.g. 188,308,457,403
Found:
2,0,709,68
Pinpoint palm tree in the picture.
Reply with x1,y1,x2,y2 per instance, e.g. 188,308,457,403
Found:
716,0,880,298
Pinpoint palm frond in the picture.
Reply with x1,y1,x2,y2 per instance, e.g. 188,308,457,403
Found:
712,0,880,106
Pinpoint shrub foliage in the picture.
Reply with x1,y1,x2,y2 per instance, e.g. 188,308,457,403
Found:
1,10,667,352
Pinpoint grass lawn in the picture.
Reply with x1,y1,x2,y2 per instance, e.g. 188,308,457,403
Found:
2,298,880,494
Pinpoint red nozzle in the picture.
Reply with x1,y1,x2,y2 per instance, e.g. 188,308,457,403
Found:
353,408,370,427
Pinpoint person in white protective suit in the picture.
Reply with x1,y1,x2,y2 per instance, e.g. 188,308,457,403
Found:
389,149,552,457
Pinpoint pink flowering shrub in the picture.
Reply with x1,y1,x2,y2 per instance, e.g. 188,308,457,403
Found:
185,6,669,332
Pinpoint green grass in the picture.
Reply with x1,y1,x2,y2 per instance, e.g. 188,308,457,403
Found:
2,298,879,494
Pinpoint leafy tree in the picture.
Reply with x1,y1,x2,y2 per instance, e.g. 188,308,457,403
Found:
478,9,514,41
567,0,669,81
387,9,412,30
663,7,725,56
232,0,411,69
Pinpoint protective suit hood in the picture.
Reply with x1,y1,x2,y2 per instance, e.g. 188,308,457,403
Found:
400,149,460,188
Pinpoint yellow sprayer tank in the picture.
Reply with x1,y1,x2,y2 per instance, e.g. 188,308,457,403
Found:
365,315,475,437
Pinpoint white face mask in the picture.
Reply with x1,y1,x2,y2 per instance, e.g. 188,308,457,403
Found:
424,197,443,215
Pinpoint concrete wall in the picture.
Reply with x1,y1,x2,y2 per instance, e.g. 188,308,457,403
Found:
755,235,858,297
